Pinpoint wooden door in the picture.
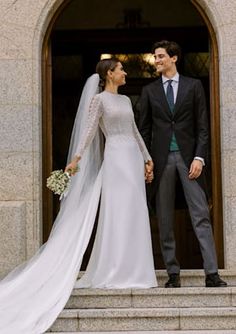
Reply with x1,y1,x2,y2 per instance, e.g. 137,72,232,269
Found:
42,27,223,269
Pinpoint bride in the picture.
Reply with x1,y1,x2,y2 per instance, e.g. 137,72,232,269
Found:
0,58,157,334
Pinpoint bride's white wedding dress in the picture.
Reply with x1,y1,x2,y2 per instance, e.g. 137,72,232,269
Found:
0,75,157,334
77,91,157,288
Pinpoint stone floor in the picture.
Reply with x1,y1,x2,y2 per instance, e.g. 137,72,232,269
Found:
49,331,236,333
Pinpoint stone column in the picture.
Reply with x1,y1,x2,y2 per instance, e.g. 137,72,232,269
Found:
198,0,236,268
0,0,48,277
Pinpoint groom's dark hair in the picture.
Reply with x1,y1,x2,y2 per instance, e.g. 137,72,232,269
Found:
152,40,182,65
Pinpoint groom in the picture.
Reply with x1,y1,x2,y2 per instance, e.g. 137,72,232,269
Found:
139,40,227,288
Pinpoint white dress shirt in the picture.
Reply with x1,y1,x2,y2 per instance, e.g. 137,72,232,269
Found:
162,73,179,103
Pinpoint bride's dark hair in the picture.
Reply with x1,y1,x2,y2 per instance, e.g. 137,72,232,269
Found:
96,58,119,88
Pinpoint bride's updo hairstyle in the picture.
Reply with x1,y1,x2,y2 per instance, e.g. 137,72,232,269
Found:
96,58,119,88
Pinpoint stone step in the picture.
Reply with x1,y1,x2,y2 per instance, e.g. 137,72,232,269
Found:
48,331,236,334
76,269,236,288
66,286,236,309
48,307,236,332
48,270,236,332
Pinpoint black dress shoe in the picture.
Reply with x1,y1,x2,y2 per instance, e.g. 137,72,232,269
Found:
205,273,227,287
165,273,181,288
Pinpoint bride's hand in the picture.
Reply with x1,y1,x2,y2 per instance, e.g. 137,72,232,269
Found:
65,156,81,175
145,170,154,183
145,161,154,183
145,160,154,173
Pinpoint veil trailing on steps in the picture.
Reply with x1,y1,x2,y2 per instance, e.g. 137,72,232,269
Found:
0,74,104,334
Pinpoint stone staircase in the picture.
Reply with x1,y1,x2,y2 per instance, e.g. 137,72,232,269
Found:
48,270,236,333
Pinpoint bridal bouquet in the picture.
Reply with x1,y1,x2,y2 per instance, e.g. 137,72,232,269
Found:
46,166,79,196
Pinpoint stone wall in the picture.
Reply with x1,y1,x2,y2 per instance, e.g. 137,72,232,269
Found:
197,0,236,268
0,0,235,277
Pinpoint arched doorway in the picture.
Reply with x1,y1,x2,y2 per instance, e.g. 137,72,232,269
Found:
42,0,224,269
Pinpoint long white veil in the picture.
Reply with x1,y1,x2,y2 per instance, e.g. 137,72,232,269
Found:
0,74,104,334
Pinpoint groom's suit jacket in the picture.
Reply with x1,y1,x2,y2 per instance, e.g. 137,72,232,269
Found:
139,75,209,192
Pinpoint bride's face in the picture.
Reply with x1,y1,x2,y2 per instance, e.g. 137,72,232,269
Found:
110,62,127,86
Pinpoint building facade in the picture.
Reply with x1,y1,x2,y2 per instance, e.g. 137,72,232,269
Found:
0,0,236,277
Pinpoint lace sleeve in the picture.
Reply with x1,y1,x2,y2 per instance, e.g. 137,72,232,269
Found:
132,117,152,162
76,94,103,157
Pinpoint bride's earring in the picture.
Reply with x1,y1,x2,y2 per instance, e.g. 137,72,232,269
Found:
107,70,114,81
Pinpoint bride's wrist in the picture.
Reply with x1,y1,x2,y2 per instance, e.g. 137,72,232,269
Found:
73,155,81,163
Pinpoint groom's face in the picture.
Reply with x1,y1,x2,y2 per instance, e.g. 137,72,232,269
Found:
153,47,177,75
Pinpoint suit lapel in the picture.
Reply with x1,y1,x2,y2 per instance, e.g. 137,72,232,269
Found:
173,75,188,116
154,79,173,118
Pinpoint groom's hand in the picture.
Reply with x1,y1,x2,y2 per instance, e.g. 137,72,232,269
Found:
145,170,154,183
145,160,154,183
189,159,203,179
145,160,154,172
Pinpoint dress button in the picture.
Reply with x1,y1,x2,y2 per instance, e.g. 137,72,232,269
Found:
171,121,175,125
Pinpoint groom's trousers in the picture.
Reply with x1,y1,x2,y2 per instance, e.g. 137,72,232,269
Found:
155,151,218,275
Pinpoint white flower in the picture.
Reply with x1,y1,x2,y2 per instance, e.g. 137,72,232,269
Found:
46,170,71,196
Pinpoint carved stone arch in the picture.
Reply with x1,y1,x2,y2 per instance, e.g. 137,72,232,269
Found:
39,0,224,267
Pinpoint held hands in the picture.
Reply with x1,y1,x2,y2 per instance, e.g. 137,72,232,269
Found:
145,160,154,183
65,155,81,176
189,159,203,179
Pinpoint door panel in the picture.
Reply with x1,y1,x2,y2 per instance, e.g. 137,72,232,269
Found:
42,27,223,269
